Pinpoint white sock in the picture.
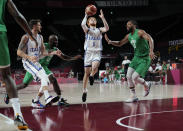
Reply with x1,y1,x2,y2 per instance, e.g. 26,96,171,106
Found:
43,90,50,100
34,95,41,102
10,98,23,117
83,88,88,93
58,95,61,101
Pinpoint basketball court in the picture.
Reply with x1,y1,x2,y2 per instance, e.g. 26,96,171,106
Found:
1,82,183,131
0,0,183,130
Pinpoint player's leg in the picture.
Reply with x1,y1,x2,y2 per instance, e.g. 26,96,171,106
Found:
82,67,91,102
43,65,69,106
4,71,33,104
132,57,151,97
125,67,139,102
23,61,58,108
4,73,31,104
17,71,33,90
0,31,27,130
48,74,69,106
132,72,151,97
89,51,101,85
89,61,100,85
43,66,61,97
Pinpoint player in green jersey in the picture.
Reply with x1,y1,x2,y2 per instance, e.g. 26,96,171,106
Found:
105,20,156,102
0,0,38,129
4,34,81,106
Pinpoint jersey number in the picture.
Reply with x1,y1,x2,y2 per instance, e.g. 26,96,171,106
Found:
131,40,136,49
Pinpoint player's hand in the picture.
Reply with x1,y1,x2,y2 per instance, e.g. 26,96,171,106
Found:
85,11,88,17
55,49,62,56
73,55,82,60
50,50,58,56
99,9,104,19
28,56,37,63
149,51,156,60
104,34,111,44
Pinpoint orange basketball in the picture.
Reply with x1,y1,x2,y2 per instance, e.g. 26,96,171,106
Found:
85,4,97,16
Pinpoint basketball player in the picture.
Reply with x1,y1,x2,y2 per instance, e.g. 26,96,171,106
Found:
17,19,59,108
81,9,109,102
105,20,156,102
5,34,81,107
0,0,39,129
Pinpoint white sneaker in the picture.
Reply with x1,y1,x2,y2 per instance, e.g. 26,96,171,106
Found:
144,82,151,97
31,99,45,109
125,97,139,103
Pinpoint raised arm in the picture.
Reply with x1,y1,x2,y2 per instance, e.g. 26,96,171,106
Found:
81,13,89,33
105,34,129,47
7,0,36,42
138,30,156,60
99,9,109,33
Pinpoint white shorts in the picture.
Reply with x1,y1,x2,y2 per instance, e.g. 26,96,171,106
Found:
22,59,49,86
84,50,101,67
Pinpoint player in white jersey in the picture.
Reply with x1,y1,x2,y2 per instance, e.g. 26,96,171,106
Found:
81,9,109,102
17,19,59,108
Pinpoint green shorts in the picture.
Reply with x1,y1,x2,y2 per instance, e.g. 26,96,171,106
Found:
23,65,53,84
129,55,151,78
0,31,10,68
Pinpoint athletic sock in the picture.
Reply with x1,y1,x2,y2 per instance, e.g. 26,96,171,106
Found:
44,90,50,100
83,88,88,93
10,98,23,117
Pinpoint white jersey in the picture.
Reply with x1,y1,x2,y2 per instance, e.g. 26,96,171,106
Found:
21,34,50,86
84,28,103,51
23,34,42,62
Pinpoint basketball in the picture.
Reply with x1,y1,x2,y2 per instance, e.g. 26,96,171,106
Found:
85,4,97,16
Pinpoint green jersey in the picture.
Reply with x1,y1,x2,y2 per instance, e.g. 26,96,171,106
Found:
162,64,167,71
128,29,149,57
0,0,7,32
39,43,57,66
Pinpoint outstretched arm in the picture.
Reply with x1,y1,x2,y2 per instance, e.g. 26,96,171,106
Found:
99,9,109,33
81,13,89,33
40,37,58,56
104,34,129,47
56,50,82,61
7,0,36,42
138,30,156,60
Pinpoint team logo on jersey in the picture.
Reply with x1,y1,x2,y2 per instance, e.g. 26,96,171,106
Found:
86,36,101,40
29,47,41,52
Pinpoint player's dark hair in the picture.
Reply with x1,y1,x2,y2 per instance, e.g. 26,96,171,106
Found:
128,20,139,28
29,19,41,29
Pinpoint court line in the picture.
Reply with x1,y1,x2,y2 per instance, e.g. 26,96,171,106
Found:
116,109,183,131
0,113,32,131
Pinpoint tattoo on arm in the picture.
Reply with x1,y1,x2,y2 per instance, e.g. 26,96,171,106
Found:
18,36,28,51
18,41,27,50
